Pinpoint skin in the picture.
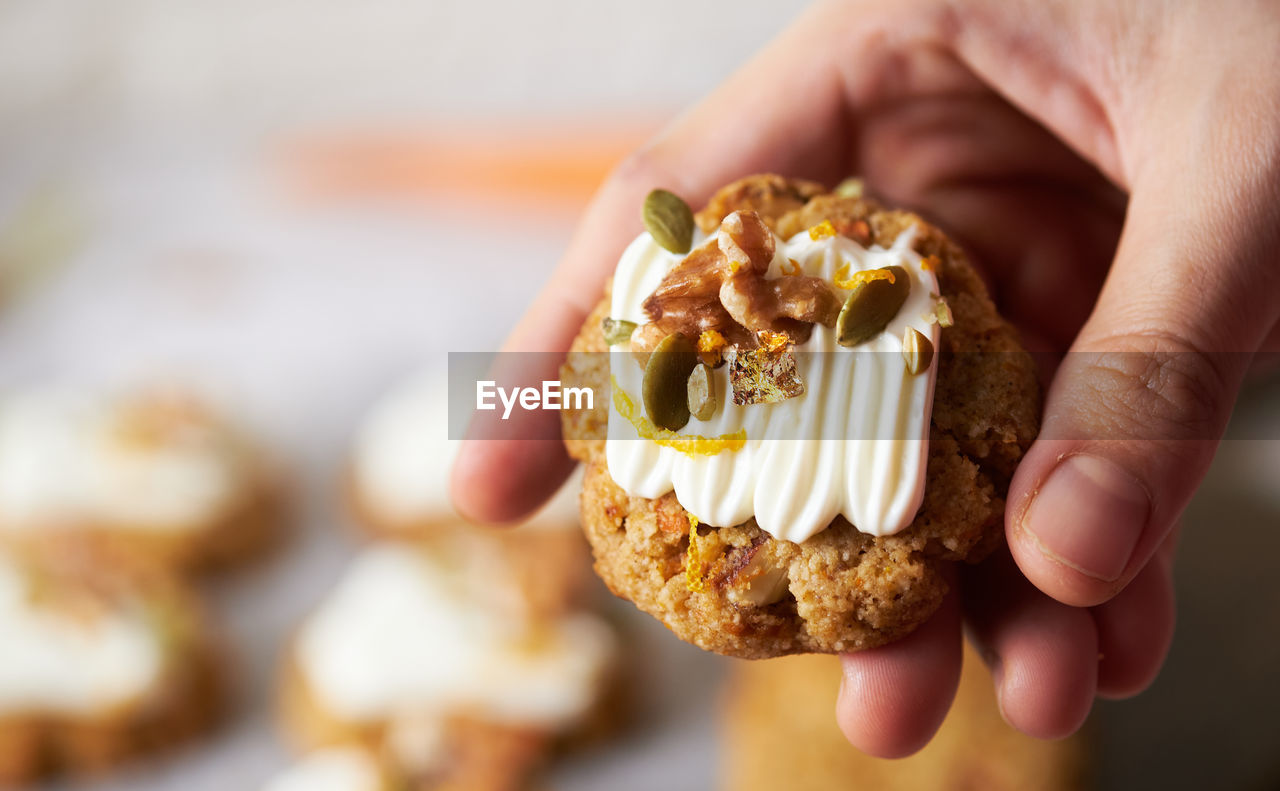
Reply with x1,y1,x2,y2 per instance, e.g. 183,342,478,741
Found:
453,0,1280,755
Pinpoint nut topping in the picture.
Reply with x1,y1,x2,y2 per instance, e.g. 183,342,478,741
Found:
601,317,638,346
835,265,910,347
642,333,700,431
686,363,717,421
901,326,934,375
642,189,695,254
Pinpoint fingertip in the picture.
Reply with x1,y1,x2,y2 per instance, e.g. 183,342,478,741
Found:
1094,550,1176,699
964,550,1097,740
835,590,962,758
1007,443,1143,608
450,438,574,525
991,614,1096,740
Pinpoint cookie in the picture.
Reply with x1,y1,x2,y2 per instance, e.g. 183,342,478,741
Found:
262,746,399,791
720,644,1092,790
561,175,1039,657
0,545,223,784
277,539,619,790
0,387,283,575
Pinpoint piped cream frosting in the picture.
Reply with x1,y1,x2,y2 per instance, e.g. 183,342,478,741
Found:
295,543,615,727
351,372,581,530
0,388,251,532
605,223,940,542
0,554,165,715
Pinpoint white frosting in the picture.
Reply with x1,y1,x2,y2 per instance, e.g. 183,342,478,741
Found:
605,224,940,541
0,555,165,714
0,389,249,532
352,372,581,530
262,747,383,791
296,543,614,726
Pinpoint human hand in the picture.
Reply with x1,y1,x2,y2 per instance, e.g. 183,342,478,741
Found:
453,0,1280,755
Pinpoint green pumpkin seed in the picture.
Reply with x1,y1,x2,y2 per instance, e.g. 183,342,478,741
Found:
835,266,910,347
901,326,934,375
643,333,699,431
601,317,638,346
642,189,694,254
834,177,864,199
686,363,717,421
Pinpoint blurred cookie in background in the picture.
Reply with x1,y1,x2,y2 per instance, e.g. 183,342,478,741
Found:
278,539,620,790
348,372,583,539
0,544,224,785
262,745,399,791
720,644,1092,791
0,387,284,575
348,371,593,617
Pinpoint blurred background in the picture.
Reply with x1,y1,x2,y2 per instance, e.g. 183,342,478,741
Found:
0,1,1276,789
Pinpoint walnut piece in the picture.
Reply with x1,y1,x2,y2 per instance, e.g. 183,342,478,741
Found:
636,211,840,354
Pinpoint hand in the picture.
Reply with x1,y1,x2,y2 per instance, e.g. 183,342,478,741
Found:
453,0,1280,755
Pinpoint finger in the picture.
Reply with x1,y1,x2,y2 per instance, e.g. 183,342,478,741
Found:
963,549,1097,739
962,545,1095,737
1093,527,1177,698
836,583,962,758
452,4,859,523
1007,158,1280,606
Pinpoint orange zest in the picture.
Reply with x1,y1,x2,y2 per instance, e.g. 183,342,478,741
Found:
612,377,746,456
697,330,727,355
684,513,713,593
782,258,804,276
807,220,837,241
833,263,895,290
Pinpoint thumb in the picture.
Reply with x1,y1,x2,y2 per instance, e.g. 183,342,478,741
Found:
1006,168,1280,608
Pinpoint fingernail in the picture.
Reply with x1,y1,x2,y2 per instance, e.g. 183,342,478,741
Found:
1023,454,1150,582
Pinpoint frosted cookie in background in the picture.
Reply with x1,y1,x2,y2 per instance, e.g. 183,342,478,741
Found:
0,545,223,784
277,541,620,791
719,643,1091,791
0,387,284,575
348,372,592,616
349,372,581,534
262,746,398,791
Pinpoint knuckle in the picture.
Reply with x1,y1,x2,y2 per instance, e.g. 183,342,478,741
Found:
1072,331,1231,440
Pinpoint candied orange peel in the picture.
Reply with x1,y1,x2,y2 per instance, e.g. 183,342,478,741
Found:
757,330,790,353
612,377,745,456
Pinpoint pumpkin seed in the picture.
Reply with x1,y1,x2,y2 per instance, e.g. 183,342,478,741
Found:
643,333,699,431
834,177,864,199
642,189,694,254
686,363,717,421
835,265,910,347
601,317,638,346
902,326,934,375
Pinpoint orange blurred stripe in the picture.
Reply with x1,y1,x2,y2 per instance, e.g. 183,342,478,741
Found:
278,119,661,209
